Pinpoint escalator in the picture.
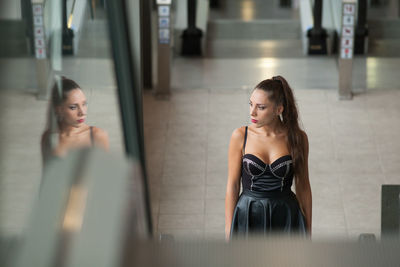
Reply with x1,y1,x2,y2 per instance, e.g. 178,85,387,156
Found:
205,0,304,58
368,20,400,56
368,3,400,57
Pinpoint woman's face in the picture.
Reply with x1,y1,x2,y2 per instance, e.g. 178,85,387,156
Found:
249,89,282,127
57,89,88,127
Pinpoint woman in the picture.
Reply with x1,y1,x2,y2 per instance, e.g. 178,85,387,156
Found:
225,76,312,239
41,77,109,164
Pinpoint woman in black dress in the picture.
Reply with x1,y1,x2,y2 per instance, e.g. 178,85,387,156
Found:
225,76,312,239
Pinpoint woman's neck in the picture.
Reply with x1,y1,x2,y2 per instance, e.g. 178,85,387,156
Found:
59,124,88,136
252,120,284,137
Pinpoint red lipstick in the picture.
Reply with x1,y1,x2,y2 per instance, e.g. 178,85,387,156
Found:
77,119,85,123
251,119,258,123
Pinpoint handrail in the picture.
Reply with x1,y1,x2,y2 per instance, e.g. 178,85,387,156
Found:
299,0,314,54
323,0,342,54
329,0,342,35
67,0,78,28
63,0,90,54
105,0,153,236
300,0,344,55
174,0,209,55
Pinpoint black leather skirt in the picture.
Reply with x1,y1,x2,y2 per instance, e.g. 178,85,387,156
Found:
230,189,307,237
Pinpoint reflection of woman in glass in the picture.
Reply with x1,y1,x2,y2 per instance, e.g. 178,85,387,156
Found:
41,77,109,164
225,76,312,240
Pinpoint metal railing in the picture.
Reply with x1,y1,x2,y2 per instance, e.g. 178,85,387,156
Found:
299,0,314,54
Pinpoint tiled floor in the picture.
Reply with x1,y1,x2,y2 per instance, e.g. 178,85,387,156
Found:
171,57,400,91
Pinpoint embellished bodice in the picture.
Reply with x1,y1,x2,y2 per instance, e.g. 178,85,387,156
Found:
241,154,294,192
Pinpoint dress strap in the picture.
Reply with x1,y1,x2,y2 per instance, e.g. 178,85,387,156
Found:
242,126,248,155
90,126,94,146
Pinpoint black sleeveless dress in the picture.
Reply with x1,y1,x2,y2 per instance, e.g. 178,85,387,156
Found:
230,126,307,237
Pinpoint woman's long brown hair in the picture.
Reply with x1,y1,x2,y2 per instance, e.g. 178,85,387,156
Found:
254,76,306,181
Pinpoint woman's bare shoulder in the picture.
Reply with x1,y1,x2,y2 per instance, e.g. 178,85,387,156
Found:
230,126,247,150
91,126,109,149
91,126,108,136
231,126,246,140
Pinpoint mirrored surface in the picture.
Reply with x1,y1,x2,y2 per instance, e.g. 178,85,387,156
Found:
0,0,124,240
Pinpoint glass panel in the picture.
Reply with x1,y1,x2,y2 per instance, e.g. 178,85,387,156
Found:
0,0,124,243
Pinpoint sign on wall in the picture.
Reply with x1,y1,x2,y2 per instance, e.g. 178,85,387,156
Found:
340,2,356,59
158,4,171,44
156,0,172,4
32,3,46,59
158,5,170,16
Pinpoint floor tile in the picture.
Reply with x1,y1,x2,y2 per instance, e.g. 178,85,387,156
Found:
340,184,381,230
311,227,348,241
204,228,225,240
347,228,380,241
205,199,225,214
162,172,206,186
160,185,205,200
159,199,204,214
339,173,385,187
158,214,204,229
206,185,227,199
157,228,204,240
312,208,347,230
205,212,225,229
379,152,400,174
333,135,377,157
383,172,400,184
308,158,341,175
206,170,228,186
335,154,383,174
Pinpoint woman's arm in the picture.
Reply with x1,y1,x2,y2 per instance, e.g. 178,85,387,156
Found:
295,131,312,234
225,127,244,240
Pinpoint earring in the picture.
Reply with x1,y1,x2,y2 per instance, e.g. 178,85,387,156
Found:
279,113,283,122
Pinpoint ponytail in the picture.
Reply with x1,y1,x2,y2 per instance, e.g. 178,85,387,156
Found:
255,76,306,181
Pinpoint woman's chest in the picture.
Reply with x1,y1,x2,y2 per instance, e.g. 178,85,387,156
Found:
54,133,92,156
245,135,289,163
